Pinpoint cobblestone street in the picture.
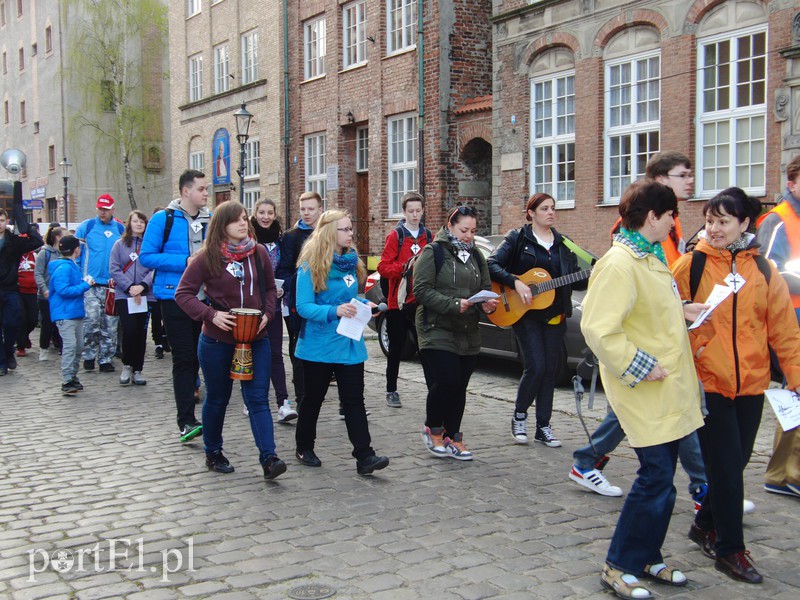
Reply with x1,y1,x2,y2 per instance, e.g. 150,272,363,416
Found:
0,337,798,599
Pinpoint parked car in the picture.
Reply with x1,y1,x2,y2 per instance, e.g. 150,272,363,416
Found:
365,235,597,385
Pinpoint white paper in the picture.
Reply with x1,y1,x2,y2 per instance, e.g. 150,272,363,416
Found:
765,388,800,432
274,278,284,289
127,297,148,314
335,299,372,340
688,284,734,330
467,290,500,303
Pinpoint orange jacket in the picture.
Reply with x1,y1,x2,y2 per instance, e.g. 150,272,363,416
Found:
672,238,800,398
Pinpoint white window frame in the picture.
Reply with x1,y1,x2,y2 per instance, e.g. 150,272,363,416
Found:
305,133,327,201
387,0,416,55
696,25,767,198
243,187,260,214
388,113,418,216
530,71,576,209
304,17,326,80
213,45,229,94
188,54,203,102
244,138,260,179
356,126,369,172
241,30,259,85
343,1,367,70
187,0,201,18
189,151,204,172
603,50,661,204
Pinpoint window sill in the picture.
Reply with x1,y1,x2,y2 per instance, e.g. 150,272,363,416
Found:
556,201,575,210
339,62,368,75
383,46,416,60
596,201,620,207
301,75,326,85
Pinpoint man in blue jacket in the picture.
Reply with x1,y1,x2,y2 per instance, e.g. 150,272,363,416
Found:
75,194,124,373
140,170,210,442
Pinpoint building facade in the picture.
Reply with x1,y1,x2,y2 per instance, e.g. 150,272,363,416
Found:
168,0,283,215
492,0,798,256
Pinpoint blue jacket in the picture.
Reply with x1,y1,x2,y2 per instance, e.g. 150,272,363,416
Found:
48,258,90,321
139,201,211,300
74,217,124,285
295,254,368,365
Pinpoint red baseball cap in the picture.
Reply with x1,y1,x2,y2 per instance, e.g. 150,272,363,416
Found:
96,194,115,210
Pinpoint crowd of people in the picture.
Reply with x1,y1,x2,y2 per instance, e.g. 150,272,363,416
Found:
3,154,800,597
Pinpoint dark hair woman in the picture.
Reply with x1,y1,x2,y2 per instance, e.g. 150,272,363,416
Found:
175,201,286,480
34,224,65,358
673,188,800,584
488,192,586,448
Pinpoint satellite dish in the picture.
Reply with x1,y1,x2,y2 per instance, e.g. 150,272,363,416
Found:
0,148,27,175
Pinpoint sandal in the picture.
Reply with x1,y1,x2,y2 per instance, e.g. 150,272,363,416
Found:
601,565,653,599
642,562,688,586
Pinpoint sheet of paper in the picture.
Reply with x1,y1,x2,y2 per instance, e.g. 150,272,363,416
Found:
467,290,500,303
765,388,800,432
688,284,734,330
127,297,148,314
335,299,372,341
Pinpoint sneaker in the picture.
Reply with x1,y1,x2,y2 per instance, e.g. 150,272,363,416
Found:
421,426,448,458
356,454,390,475
511,412,528,444
155,345,164,359
262,455,287,480
534,425,561,447
179,422,203,443
99,362,115,373
61,381,80,396
386,391,402,408
39,349,48,361
70,377,84,391
277,400,298,423
119,365,131,385
205,450,234,473
132,371,146,386
6,356,16,370
444,433,473,461
84,359,95,371
763,483,800,497
743,499,755,515
569,465,623,497
692,483,708,513
16,348,26,357
295,448,322,467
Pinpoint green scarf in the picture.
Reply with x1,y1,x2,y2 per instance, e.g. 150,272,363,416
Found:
619,227,667,266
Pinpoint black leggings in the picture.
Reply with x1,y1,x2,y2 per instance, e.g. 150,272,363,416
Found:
38,298,61,350
116,299,151,371
420,349,477,437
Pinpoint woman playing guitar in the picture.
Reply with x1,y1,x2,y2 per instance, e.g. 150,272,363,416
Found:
488,193,587,448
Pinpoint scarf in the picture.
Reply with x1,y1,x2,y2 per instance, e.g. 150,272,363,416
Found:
332,250,358,273
619,227,667,265
445,230,474,253
726,234,751,255
251,217,281,244
221,236,257,263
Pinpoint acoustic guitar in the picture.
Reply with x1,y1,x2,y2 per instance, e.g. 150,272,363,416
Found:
488,267,592,327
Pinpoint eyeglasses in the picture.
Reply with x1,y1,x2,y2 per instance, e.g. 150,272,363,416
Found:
667,172,694,180
448,205,477,222
337,227,354,233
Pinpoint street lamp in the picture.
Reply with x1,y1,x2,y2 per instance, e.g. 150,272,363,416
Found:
59,157,72,226
233,101,253,205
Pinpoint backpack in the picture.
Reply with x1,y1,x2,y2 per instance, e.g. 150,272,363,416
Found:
379,226,432,298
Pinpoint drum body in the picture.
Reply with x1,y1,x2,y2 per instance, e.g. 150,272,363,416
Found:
230,308,261,381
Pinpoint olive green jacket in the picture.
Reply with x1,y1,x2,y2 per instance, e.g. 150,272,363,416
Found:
412,227,491,355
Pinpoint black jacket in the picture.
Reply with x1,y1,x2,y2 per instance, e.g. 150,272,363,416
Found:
487,225,584,318
275,224,313,282
0,229,43,291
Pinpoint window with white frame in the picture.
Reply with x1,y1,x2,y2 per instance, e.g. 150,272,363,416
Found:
243,188,260,214
214,45,229,94
387,0,416,55
697,27,766,196
189,151,204,172
343,1,367,69
388,113,417,215
244,139,260,178
305,133,327,200
188,0,200,17
604,52,660,202
304,17,326,80
188,54,203,102
241,30,258,84
530,72,575,208
356,126,369,172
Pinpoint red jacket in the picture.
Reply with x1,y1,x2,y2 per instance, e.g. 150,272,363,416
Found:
377,226,431,310
18,251,37,295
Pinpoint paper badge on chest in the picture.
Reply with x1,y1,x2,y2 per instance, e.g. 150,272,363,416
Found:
104,230,113,238
457,250,471,263
226,261,244,280
191,220,203,233
343,274,356,288
129,252,139,263
724,272,746,293
411,243,421,255
266,242,277,252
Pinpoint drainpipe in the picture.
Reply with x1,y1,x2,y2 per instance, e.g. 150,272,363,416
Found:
283,0,292,225
417,0,425,198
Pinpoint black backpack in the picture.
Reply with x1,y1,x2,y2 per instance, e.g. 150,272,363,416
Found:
379,226,432,299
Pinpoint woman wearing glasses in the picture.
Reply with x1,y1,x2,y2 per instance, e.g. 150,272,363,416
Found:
293,210,390,475
414,205,499,460
488,192,587,448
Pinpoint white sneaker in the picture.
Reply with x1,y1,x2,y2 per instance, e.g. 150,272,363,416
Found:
119,365,131,385
132,371,146,385
511,413,528,444
569,465,624,497
277,400,298,423
743,499,755,515
39,349,48,361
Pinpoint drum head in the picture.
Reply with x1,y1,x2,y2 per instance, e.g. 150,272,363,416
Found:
230,308,261,316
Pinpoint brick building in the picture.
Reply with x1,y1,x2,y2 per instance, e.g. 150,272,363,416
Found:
286,0,493,258
168,0,283,212
492,0,800,256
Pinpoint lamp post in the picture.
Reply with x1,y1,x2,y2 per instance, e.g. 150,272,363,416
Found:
233,101,253,205
59,157,72,226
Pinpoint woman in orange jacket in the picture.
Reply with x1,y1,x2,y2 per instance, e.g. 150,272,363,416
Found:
672,188,800,584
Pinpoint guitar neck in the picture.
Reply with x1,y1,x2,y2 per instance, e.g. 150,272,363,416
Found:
530,269,591,294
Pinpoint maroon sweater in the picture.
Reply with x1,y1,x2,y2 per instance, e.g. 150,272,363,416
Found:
175,244,277,345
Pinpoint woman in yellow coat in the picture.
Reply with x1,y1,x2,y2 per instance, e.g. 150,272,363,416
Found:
581,180,706,599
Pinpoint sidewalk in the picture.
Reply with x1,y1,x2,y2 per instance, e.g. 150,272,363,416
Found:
0,339,797,599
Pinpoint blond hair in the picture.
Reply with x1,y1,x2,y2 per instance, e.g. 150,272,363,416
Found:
297,210,366,293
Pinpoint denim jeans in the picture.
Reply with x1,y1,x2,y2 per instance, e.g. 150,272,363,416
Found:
606,438,681,573
573,406,707,494
512,317,565,427
57,318,84,383
15,292,38,349
198,333,277,465
160,300,201,429
0,289,21,368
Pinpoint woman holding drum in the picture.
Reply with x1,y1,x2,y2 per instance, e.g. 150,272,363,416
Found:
175,201,287,480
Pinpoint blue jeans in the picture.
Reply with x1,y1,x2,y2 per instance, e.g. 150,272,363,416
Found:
573,406,706,494
512,317,565,427
606,438,681,573
0,289,21,368
198,333,277,465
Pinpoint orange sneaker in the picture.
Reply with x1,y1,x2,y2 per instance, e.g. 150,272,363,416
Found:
422,426,447,458
444,433,473,461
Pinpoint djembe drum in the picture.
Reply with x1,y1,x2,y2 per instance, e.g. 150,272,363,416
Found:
230,308,262,380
